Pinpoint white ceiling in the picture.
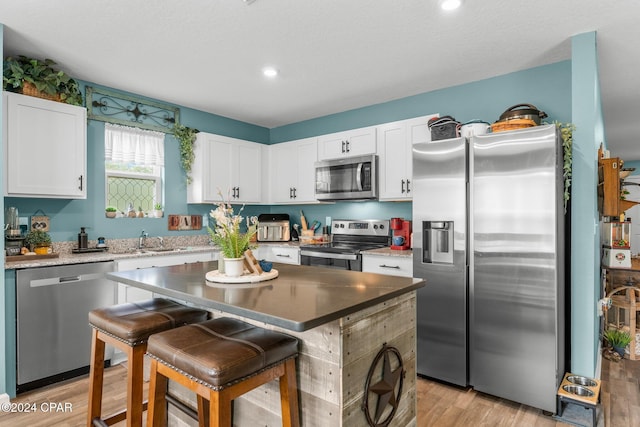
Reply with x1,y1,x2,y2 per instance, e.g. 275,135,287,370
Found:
2,1,640,157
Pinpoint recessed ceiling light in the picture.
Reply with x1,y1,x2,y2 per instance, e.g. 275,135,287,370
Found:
440,0,462,11
262,67,278,78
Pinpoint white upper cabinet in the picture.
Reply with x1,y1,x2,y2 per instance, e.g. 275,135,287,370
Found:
377,115,436,201
3,92,87,198
269,137,318,204
188,132,263,204
317,126,376,160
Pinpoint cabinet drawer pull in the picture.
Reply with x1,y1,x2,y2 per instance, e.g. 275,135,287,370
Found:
401,179,405,193
276,253,291,258
406,179,411,193
78,175,83,191
379,264,400,269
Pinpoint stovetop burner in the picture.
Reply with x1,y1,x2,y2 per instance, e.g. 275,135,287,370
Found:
300,219,390,255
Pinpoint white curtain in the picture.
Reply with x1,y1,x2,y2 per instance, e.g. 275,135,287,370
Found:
104,123,165,166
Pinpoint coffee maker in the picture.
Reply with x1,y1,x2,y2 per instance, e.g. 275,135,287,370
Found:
390,217,412,250
5,207,24,255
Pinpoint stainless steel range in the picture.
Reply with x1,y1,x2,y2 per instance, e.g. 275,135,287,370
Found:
300,219,390,271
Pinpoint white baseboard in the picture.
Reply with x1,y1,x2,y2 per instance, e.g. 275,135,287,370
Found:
0,393,10,404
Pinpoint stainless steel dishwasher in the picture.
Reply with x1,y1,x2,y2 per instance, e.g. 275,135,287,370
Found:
16,261,116,392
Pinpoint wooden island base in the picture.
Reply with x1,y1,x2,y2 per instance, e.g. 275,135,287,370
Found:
167,292,417,427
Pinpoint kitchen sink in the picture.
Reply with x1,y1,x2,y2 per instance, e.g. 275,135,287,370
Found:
142,247,187,253
111,247,188,254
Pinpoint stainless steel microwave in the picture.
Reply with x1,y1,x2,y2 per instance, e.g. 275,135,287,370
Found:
314,154,378,201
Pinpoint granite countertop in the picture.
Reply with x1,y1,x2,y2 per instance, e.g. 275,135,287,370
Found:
107,261,424,332
3,245,220,269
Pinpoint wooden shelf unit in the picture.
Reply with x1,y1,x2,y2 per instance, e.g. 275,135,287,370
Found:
598,157,639,217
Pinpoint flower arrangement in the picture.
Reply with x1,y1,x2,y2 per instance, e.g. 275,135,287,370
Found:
207,193,258,259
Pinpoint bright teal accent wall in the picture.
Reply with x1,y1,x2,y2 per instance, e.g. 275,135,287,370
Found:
570,31,603,378
270,61,571,143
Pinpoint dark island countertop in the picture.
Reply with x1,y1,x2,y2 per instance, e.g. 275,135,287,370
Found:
107,261,424,332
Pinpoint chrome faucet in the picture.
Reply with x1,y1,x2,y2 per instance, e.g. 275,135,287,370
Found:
138,230,148,249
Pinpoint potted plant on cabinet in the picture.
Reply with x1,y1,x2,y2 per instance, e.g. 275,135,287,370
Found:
24,230,52,255
603,329,632,357
3,55,83,105
153,203,163,218
105,206,117,218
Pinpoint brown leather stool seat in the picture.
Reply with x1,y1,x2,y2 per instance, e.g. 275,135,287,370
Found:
87,298,209,427
146,317,300,427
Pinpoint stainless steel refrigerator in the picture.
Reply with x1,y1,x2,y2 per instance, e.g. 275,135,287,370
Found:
412,124,564,413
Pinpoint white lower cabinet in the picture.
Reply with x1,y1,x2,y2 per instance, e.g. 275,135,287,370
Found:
261,245,300,265
362,254,413,277
116,252,217,303
111,251,216,364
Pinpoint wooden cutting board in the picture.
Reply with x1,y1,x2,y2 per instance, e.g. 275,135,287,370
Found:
5,253,60,262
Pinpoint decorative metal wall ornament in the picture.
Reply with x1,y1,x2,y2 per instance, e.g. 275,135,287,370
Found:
361,343,405,427
86,86,179,133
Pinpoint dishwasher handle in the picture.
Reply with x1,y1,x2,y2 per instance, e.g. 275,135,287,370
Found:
29,272,104,287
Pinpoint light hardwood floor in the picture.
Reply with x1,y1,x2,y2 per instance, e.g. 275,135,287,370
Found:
0,357,637,426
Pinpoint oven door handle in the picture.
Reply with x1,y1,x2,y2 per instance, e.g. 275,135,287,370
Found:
300,250,359,261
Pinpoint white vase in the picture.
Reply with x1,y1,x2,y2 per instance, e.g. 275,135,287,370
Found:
224,257,245,277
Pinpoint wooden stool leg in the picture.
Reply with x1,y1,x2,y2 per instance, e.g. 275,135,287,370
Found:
126,344,146,427
279,358,300,427
146,359,168,427
87,329,106,427
210,390,231,427
197,395,209,427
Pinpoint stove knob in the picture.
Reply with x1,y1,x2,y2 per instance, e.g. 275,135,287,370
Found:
373,224,378,229
379,224,385,229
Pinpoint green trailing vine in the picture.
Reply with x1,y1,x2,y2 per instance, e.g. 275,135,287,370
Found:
173,123,199,183
556,121,575,214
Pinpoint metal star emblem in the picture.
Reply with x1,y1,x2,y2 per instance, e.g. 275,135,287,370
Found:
369,350,403,422
362,344,405,426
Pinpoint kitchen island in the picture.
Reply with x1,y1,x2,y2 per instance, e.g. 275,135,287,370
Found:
107,261,424,427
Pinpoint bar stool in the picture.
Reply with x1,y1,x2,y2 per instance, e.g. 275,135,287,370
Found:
145,317,300,427
87,298,209,427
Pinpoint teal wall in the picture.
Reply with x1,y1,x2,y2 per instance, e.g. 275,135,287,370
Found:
4,82,270,242
271,61,571,143
570,32,604,378
270,61,571,228
4,62,572,243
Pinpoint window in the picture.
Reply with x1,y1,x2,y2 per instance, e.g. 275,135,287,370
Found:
105,123,165,215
